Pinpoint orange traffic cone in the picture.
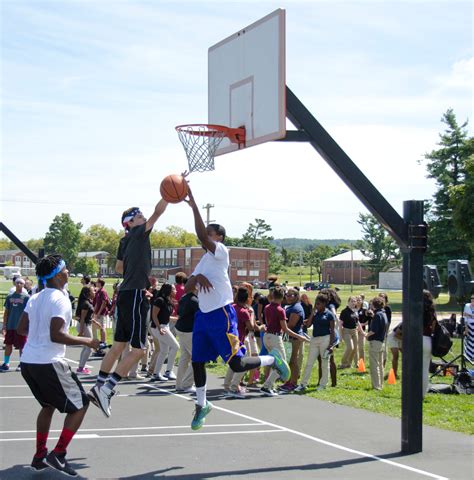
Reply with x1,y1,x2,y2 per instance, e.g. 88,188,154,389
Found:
357,358,366,373
388,368,397,385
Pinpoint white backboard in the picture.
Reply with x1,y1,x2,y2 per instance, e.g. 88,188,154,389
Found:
208,9,286,156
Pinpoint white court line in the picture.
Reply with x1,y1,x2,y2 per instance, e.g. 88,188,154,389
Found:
0,423,261,434
0,385,29,388
64,357,93,369
0,392,166,400
142,384,449,480
0,429,282,442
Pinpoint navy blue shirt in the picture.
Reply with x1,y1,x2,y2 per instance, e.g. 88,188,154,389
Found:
286,301,305,334
368,310,388,342
312,308,336,337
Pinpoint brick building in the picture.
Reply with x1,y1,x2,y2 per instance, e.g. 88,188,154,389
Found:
0,249,34,270
151,246,269,284
321,250,372,285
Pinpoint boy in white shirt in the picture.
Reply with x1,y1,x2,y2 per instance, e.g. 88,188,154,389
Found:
17,255,100,477
184,186,290,430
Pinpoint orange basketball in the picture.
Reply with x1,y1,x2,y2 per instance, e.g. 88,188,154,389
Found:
160,174,189,203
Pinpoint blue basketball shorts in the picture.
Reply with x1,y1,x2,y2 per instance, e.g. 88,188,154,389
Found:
192,304,245,363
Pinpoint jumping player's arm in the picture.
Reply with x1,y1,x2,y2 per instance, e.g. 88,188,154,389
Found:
50,317,101,348
145,199,168,233
16,311,29,336
185,186,216,254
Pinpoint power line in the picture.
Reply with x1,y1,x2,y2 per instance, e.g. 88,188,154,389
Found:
1,198,360,217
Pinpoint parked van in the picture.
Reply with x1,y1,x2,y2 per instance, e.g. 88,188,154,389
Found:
3,266,22,280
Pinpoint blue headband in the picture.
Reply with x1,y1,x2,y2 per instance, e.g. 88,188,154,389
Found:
38,259,66,284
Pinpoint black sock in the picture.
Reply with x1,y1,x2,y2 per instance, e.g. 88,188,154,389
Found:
95,370,109,388
103,372,122,392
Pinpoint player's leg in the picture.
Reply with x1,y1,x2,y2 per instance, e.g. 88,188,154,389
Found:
190,311,216,430
31,362,91,477
90,289,147,417
1,338,13,370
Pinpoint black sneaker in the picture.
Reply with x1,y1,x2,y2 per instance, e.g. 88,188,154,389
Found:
46,451,78,477
30,453,49,471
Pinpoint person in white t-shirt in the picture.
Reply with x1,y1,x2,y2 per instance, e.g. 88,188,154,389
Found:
17,255,100,477
184,185,290,431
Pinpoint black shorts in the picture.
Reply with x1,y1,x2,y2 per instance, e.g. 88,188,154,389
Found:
115,289,149,349
21,360,89,413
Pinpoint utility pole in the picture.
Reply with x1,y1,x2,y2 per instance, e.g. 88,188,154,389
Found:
202,204,215,226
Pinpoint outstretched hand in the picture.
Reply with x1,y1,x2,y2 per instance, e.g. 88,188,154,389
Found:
184,181,197,208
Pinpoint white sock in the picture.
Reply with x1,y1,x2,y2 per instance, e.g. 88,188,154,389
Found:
259,355,275,367
196,385,207,407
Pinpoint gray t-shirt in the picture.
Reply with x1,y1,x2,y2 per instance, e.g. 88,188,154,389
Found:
117,223,151,291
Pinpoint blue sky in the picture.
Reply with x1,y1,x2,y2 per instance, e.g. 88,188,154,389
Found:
1,0,472,241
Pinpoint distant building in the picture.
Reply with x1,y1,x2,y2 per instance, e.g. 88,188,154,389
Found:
0,249,34,270
77,251,111,276
379,267,403,290
322,250,372,285
151,246,269,284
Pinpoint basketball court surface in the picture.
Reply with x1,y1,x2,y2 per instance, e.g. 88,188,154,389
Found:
0,345,472,479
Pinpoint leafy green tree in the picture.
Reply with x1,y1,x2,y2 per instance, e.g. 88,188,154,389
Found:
421,109,472,268
80,224,122,269
150,226,198,248
44,214,82,269
357,213,401,284
450,150,474,257
74,257,99,276
241,218,273,247
24,238,44,252
0,238,14,249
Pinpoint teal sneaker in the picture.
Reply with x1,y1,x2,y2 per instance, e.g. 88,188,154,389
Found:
191,401,213,431
269,349,290,382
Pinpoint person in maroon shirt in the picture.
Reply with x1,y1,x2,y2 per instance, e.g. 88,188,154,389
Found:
92,279,109,348
172,272,188,319
261,287,308,396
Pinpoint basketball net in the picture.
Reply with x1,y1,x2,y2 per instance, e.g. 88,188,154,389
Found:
175,124,245,173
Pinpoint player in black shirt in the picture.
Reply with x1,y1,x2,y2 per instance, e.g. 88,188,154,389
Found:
89,200,168,418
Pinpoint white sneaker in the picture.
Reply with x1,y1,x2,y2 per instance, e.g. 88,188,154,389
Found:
183,386,196,394
294,384,307,392
164,371,176,380
227,389,246,399
127,373,146,380
152,373,168,382
89,385,115,418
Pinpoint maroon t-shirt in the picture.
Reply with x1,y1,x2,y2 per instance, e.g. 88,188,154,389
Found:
265,302,286,334
234,304,251,343
94,288,110,315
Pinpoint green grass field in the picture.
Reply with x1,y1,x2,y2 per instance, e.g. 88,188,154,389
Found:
205,337,473,435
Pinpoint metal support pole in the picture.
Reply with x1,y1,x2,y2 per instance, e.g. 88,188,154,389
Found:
401,200,426,454
0,222,38,264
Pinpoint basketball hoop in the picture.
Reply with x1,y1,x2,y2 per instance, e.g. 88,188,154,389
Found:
175,124,245,172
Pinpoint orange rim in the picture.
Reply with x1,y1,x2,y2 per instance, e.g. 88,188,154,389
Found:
175,124,245,145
